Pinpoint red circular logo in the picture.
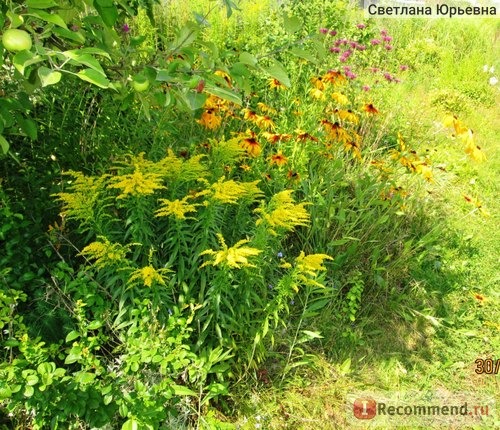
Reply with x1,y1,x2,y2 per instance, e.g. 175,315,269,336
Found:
353,397,377,419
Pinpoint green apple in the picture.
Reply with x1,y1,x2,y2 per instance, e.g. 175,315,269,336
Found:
132,75,150,92
2,29,32,52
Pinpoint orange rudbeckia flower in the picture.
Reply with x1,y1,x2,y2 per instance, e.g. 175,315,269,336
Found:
269,151,288,167
323,70,346,86
269,78,286,90
363,103,379,115
198,108,222,129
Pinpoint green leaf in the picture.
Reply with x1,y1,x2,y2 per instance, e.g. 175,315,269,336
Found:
63,52,106,75
204,84,241,106
262,318,269,338
170,22,199,51
37,362,56,375
23,385,35,397
186,91,207,110
87,320,103,330
122,418,139,430
74,371,96,384
283,14,302,34
94,2,118,27
221,0,240,18
72,47,111,59
13,50,44,75
76,69,110,88
155,70,171,82
239,52,258,67
263,59,290,88
290,47,317,64
27,10,68,29
64,353,81,364
38,66,62,87
0,135,10,155
6,11,24,29
171,384,197,396
339,357,352,375
0,385,12,400
52,26,86,44
65,330,80,342
4,339,19,347
25,374,39,386
18,117,37,140
26,0,57,8
302,330,323,339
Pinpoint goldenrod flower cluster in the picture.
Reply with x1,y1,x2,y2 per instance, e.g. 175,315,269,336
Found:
200,233,262,269
108,167,165,199
128,265,169,287
295,251,333,277
209,177,262,204
156,196,199,220
80,237,130,268
54,171,106,224
255,190,310,235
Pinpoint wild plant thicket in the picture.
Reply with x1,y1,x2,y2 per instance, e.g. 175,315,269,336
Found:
0,0,489,428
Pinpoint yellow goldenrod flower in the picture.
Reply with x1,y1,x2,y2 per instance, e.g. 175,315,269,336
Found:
128,265,169,287
80,237,130,268
155,196,199,220
239,180,263,198
108,168,165,199
210,177,262,204
54,171,107,224
200,233,262,269
331,92,349,105
154,150,183,178
255,190,310,235
295,251,333,276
